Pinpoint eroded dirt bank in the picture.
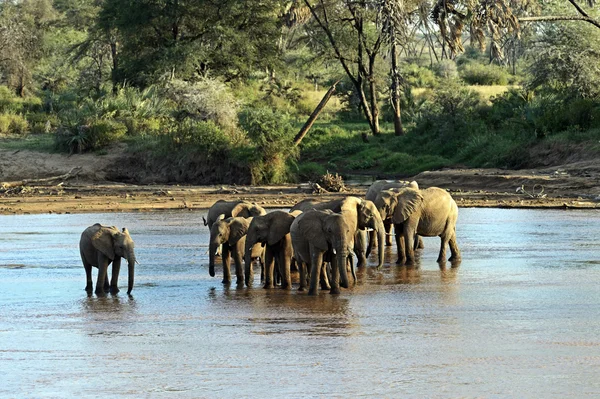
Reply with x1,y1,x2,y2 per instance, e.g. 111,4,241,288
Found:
0,148,599,215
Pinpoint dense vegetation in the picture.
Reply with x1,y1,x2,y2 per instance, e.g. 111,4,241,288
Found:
1,0,600,184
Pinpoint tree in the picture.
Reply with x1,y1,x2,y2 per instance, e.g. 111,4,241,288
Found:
303,0,385,136
100,0,284,86
0,0,57,96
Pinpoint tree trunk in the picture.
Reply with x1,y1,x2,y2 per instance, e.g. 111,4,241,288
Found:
294,80,340,146
390,29,404,136
110,40,119,94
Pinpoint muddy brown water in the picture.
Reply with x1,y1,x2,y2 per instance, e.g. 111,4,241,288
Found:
1,209,600,398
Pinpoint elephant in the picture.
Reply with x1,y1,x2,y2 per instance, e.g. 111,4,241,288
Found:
365,180,420,247
80,224,137,295
375,186,461,265
244,210,300,289
290,209,353,295
209,215,264,286
290,196,385,269
203,200,267,228
203,200,266,256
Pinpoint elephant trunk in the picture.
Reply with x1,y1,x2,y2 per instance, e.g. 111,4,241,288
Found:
244,234,257,286
336,246,350,290
376,220,386,269
209,241,218,277
126,250,136,294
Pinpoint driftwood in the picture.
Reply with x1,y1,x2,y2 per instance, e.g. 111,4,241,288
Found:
0,167,82,189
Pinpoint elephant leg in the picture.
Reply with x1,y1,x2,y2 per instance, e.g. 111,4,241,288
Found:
385,222,393,246
308,249,324,296
394,224,406,265
329,260,341,295
298,260,307,292
368,228,376,254
405,228,416,265
95,256,109,296
263,248,275,289
320,263,331,291
448,231,461,262
221,245,232,285
416,235,424,249
279,244,292,290
232,242,245,287
83,263,93,292
110,257,121,294
437,233,449,263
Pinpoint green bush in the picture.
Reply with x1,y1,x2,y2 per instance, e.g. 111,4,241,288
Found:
27,113,59,134
433,60,458,80
296,162,327,181
0,113,29,135
401,64,437,88
55,118,127,153
169,120,230,156
460,63,510,85
239,106,298,184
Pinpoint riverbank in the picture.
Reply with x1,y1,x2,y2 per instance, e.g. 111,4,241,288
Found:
1,148,599,214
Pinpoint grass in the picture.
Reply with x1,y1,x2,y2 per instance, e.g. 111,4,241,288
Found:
0,134,55,152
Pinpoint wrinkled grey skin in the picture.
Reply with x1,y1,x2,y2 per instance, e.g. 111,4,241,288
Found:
375,187,461,265
366,180,420,247
290,196,385,269
244,211,298,289
209,216,263,286
203,200,266,256
290,210,352,295
204,200,267,227
80,224,136,296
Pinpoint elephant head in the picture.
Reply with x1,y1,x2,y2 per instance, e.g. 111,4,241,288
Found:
208,215,251,278
91,225,137,294
231,202,267,218
385,187,424,225
295,209,352,294
244,211,296,286
354,199,386,269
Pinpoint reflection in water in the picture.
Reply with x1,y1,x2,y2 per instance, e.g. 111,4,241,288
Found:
2,209,600,398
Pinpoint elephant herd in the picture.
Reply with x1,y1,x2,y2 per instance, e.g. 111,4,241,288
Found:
204,180,461,296
80,180,461,296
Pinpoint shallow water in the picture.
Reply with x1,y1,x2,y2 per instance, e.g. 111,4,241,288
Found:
1,208,600,398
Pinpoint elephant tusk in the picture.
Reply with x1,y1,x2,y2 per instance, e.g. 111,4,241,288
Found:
135,260,141,265
385,233,395,236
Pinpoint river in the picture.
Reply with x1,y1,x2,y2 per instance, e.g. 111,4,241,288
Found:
1,208,600,398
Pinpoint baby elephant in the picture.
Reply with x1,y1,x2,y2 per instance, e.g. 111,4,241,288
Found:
80,224,137,295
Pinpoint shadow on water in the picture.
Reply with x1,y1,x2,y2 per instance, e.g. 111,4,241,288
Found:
79,294,138,317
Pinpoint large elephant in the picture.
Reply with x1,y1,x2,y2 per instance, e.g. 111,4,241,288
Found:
209,215,263,286
375,187,461,265
80,224,137,295
244,211,300,289
365,180,419,247
290,209,353,295
290,196,385,269
203,200,266,228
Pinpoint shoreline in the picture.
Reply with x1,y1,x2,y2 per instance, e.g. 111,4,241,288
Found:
1,182,598,215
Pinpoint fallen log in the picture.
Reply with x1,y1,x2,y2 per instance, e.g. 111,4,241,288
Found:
1,167,82,189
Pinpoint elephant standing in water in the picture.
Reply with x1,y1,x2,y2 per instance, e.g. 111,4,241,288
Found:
80,224,137,295
244,211,301,289
290,209,352,295
209,216,264,286
375,187,461,265
365,180,421,248
290,196,385,269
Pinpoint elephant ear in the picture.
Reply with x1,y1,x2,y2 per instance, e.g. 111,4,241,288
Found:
267,212,295,246
408,180,419,189
91,225,118,260
228,217,250,245
393,188,424,224
231,202,251,218
297,211,329,251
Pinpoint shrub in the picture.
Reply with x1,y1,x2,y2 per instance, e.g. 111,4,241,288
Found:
55,118,127,153
460,63,510,85
297,162,327,181
167,78,239,133
401,64,437,88
239,106,298,184
169,120,230,156
433,60,458,80
0,113,29,135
